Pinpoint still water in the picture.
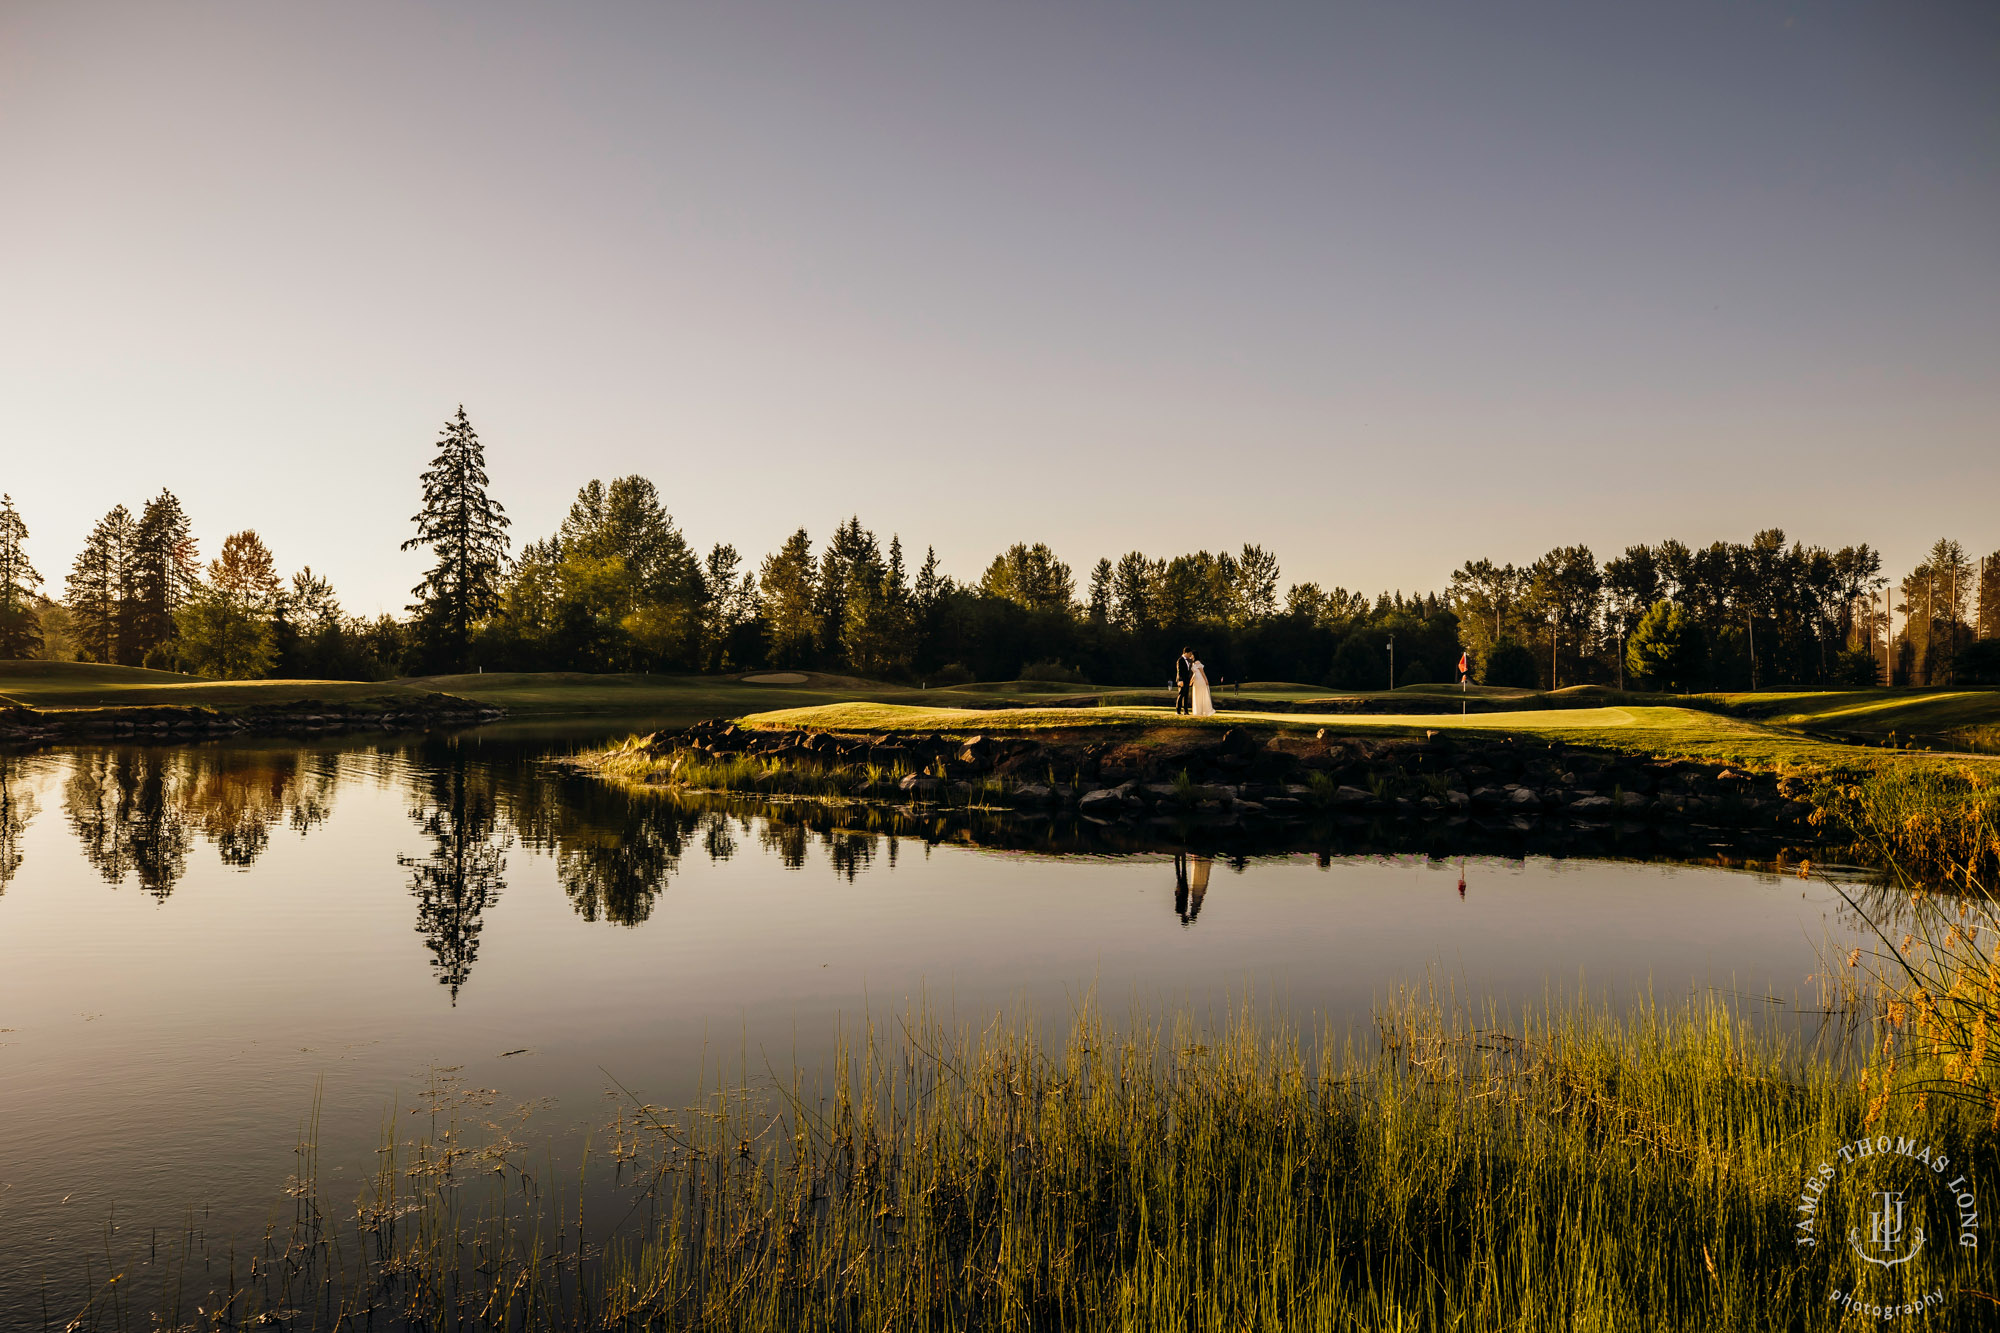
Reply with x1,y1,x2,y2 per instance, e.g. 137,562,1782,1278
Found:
0,726,1870,1320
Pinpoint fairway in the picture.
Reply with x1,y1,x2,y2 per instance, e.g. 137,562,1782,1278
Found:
0,660,456,712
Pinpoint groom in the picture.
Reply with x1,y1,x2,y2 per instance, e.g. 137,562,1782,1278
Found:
1172,648,1196,715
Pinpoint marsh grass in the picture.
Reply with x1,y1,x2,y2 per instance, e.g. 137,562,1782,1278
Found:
85,997,1996,1331
1812,764,2000,887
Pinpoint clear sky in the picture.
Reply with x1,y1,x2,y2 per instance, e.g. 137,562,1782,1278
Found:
4,1,1996,615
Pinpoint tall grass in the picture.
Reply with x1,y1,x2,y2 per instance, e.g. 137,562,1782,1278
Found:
1811,763,2000,887
90,997,1994,1331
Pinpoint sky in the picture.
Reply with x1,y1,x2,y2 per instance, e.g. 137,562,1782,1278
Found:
3,0,1997,615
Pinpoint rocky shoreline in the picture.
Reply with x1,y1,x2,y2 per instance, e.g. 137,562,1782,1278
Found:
0,694,504,746
610,717,1830,834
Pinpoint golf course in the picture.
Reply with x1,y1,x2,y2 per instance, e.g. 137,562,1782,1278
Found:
5,659,1998,765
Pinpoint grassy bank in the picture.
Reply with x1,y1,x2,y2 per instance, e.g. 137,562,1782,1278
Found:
732,699,1944,772
1709,688,2000,750
92,998,1994,1332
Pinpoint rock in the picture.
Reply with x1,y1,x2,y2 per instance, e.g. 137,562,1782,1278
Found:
1506,787,1543,808
1078,788,1126,815
1331,785,1372,807
1616,791,1650,811
1010,783,1056,807
1570,795,1614,814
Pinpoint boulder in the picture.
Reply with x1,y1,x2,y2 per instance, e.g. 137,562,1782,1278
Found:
1078,788,1127,816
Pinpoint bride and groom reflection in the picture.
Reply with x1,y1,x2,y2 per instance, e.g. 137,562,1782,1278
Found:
1172,851,1212,925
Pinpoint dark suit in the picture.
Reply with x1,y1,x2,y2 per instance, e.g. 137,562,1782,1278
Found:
1173,655,1195,714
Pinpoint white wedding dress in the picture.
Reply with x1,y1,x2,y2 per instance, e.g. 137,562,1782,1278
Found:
1190,662,1215,716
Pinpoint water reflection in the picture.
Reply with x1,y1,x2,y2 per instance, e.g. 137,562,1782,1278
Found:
1173,853,1212,925
401,763,510,999
0,733,1928,998
0,753,35,890
56,747,343,896
63,750,191,898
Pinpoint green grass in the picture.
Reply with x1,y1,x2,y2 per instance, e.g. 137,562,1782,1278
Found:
0,660,456,712
735,699,1998,774
98,998,1996,1331
1707,687,2000,744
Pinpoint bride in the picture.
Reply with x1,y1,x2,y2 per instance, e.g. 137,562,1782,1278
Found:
1190,657,1215,716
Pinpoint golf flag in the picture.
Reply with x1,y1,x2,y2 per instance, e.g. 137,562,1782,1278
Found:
1458,652,1469,681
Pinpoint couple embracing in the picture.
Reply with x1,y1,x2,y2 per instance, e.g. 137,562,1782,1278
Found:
1172,648,1215,717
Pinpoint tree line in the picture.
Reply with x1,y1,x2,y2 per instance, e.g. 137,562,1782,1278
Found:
2,407,1996,689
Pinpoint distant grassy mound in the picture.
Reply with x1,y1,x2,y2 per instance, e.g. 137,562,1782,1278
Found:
1707,687,2000,741
0,660,454,713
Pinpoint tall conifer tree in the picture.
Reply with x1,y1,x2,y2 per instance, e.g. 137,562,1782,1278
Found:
0,495,44,658
128,490,200,662
403,406,510,671
65,505,136,664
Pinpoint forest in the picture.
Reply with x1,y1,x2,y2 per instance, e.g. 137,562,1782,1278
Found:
3,408,1997,692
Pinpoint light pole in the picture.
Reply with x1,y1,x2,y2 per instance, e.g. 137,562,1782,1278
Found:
1387,635,1396,693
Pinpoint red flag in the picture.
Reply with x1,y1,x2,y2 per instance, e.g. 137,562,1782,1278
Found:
1458,652,1469,676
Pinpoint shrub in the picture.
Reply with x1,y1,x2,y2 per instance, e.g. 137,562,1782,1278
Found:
1398,659,1431,687
928,662,975,686
1018,660,1088,684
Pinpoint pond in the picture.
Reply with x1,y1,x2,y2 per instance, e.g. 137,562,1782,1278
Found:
0,724,1880,1323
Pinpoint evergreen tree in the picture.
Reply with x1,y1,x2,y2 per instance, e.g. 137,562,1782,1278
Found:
1232,544,1281,622
1110,552,1158,630
403,406,510,671
699,542,759,671
913,545,947,615
127,490,200,663
1086,558,1114,624
979,542,1074,615
759,529,819,667
1523,545,1601,688
1626,601,1705,693
815,518,880,664
0,495,44,658
65,505,136,664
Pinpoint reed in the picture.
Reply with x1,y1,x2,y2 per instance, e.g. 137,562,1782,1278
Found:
89,996,1995,1331
1811,763,2000,888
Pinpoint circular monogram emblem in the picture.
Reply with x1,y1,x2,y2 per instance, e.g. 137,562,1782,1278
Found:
1795,1129,1981,1322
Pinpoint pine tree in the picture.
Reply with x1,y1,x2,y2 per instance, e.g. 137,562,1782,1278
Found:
128,490,200,663
759,529,819,667
0,495,44,658
403,406,511,671
913,546,947,614
65,505,136,664
1086,558,1114,624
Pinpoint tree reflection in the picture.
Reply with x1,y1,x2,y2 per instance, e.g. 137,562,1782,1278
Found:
183,750,340,866
400,763,510,1000
63,750,189,899
0,754,37,891
58,746,343,896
